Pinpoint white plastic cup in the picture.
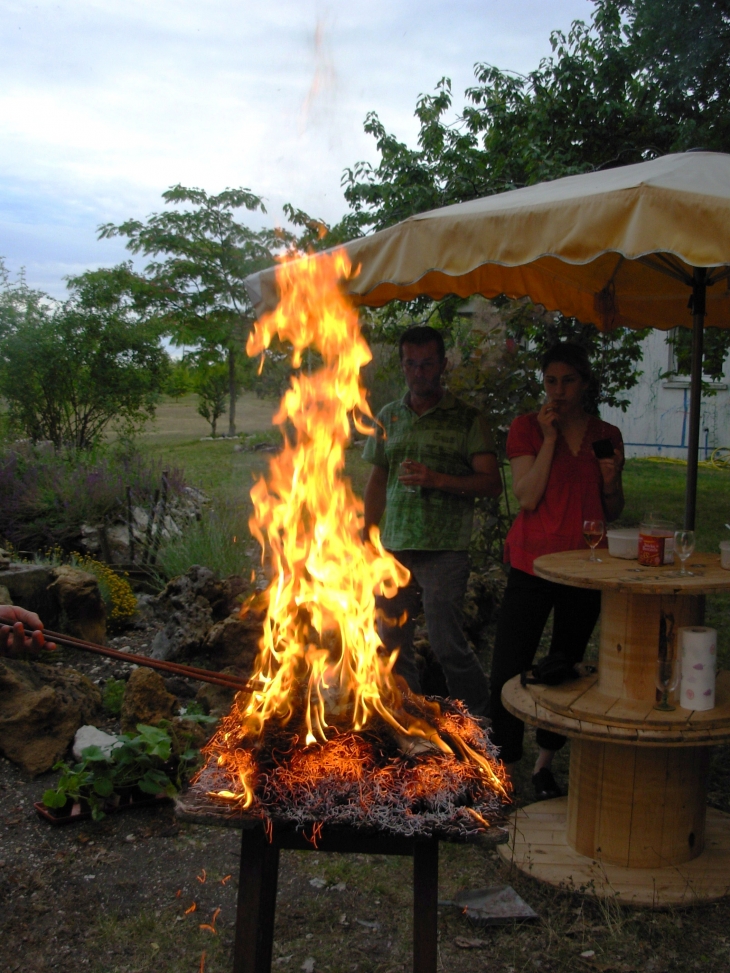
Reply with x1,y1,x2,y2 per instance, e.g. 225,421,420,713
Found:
721,541,730,570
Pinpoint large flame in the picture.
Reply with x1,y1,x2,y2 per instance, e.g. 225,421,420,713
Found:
207,249,507,812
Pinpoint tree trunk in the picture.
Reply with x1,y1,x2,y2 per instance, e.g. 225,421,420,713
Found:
227,346,236,437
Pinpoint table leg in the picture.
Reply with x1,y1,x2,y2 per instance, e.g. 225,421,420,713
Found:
413,838,438,973
233,826,281,973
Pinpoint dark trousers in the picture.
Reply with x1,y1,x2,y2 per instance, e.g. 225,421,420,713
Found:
489,567,601,764
376,550,490,716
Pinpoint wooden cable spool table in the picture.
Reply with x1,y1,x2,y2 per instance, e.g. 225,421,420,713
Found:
497,550,730,906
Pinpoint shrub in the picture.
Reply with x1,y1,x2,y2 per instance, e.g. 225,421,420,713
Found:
0,443,186,555
103,677,126,716
0,263,169,450
72,555,137,628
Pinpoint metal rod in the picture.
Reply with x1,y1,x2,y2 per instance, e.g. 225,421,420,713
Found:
684,267,706,530
41,628,251,692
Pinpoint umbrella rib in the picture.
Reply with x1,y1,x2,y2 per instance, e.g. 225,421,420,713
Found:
706,266,730,287
636,255,693,286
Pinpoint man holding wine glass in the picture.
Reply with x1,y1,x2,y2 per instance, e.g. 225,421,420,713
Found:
490,342,625,801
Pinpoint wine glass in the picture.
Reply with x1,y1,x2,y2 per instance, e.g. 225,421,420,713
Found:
399,460,417,493
583,519,605,562
674,529,695,576
655,653,680,711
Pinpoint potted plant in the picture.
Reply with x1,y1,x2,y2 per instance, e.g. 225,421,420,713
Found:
39,723,202,823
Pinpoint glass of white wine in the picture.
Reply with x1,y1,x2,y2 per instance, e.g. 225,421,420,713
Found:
674,529,695,576
583,519,605,562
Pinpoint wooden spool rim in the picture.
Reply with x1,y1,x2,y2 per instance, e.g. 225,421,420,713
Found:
533,550,730,595
501,672,730,746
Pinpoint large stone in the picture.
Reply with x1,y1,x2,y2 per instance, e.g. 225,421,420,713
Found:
0,564,57,623
48,565,106,644
73,724,122,761
148,565,252,660
0,659,101,775
201,612,262,671
149,596,213,661
195,667,248,718
120,667,177,734
154,565,220,618
0,585,12,605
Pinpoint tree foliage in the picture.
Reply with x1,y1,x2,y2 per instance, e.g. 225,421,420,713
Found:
339,0,730,234
99,186,287,436
0,262,168,449
322,0,730,422
195,362,229,438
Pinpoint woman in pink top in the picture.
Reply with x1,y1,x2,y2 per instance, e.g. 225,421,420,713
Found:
489,343,624,800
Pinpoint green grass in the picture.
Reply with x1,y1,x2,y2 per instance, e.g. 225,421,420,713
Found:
156,503,254,580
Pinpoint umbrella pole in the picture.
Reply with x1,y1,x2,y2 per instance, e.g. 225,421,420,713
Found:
684,267,707,530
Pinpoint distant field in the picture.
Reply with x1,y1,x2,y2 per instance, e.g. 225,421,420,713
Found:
137,392,276,446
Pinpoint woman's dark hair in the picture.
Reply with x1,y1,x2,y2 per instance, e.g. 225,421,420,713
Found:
398,326,446,361
540,342,592,383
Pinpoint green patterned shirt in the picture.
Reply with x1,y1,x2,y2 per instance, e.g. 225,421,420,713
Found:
362,390,496,551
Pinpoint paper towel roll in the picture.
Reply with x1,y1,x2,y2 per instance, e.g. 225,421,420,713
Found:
680,627,717,711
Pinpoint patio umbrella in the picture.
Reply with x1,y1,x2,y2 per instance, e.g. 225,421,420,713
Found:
245,151,730,529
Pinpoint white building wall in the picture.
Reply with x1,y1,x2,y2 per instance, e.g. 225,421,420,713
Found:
600,330,730,459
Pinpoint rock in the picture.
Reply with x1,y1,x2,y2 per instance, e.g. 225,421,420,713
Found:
73,725,122,761
213,575,249,620
0,585,12,605
0,564,57,623
0,659,101,775
149,596,213,661
195,667,248,717
154,565,220,617
202,609,263,670
148,566,252,660
120,667,177,734
79,487,209,564
163,676,198,700
49,565,106,644
168,716,213,755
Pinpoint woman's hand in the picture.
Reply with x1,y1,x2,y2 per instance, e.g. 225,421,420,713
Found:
599,449,625,520
599,453,621,492
537,401,559,442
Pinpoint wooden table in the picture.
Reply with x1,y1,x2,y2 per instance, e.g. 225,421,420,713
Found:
497,550,730,906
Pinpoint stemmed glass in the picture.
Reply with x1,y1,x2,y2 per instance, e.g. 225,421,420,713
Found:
583,519,605,562
655,653,680,711
399,460,417,493
674,529,696,576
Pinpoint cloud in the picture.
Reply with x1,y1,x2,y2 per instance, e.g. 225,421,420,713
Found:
0,0,590,295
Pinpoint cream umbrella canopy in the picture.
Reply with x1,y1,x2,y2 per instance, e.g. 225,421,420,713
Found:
245,151,730,529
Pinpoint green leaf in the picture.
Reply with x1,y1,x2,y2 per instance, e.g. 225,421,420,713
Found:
42,788,68,809
92,777,115,797
81,745,113,763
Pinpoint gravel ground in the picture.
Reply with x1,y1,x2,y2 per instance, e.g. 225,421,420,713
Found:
5,622,730,972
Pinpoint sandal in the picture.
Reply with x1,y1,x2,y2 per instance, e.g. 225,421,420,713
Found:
532,767,562,801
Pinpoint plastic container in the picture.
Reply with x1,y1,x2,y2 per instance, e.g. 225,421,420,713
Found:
721,540,730,570
638,515,675,566
606,528,640,559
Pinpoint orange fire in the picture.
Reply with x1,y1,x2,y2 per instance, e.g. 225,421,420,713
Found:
204,249,507,815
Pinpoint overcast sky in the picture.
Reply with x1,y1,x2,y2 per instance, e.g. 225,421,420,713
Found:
0,0,591,297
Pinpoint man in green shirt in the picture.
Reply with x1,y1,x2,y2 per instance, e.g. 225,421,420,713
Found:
363,326,501,716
